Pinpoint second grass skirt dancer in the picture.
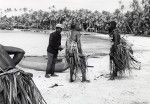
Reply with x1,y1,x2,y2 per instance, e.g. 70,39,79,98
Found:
65,23,90,82
107,21,141,80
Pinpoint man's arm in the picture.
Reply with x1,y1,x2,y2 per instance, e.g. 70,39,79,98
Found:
77,33,83,54
4,46,25,66
58,35,63,51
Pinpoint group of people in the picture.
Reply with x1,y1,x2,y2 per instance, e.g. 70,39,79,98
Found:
45,20,140,82
0,20,140,82
45,23,90,82
0,21,141,104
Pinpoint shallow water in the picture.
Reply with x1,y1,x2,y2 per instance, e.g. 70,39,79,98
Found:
0,30,110,56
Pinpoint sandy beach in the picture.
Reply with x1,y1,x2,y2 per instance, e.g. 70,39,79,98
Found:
1,30,150,104
1,0,150,103
20,32,150,104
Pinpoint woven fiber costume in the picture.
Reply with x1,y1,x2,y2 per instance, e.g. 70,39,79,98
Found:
65,28,89,82
109,21,140,80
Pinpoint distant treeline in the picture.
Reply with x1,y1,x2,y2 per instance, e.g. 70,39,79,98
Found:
0,0,150,35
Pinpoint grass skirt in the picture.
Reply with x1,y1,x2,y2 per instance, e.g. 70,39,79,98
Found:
110,38,141,76
0,68,47,104
65,40,87,81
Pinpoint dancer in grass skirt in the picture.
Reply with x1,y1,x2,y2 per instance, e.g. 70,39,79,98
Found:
65,23,89,82
107,21,141,80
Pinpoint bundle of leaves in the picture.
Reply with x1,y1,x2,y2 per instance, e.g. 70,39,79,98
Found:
0,68,47,104
120,38,141,70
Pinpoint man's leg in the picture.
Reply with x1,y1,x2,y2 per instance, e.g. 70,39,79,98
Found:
69,57,74,82
81,68,86,81
80,57,90,82
45,52,53,77
109,60,118,80
50,55,58,76
81,66,90,82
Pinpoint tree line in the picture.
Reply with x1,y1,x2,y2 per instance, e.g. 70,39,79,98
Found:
0,0,150,35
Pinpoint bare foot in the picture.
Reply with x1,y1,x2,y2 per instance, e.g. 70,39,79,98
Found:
108,76,115,80
70,79,74,82
51,74,58,77
45,74,50,78
81,80,90,83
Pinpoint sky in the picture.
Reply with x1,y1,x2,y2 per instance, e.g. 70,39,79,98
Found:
0,0,138,13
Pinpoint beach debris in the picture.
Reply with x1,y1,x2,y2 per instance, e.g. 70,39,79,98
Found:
49,83,63,88
87,65,94,67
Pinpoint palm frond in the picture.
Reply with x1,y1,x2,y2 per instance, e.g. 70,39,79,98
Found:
0,68,47,104
110,37,141,76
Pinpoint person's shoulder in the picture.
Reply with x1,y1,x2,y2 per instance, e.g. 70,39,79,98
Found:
0,44,4,49
51,31,56,34
50,31,56,36
0,44,3,47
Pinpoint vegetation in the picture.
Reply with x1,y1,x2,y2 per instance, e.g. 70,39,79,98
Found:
0,0,150,35
0,68,47,104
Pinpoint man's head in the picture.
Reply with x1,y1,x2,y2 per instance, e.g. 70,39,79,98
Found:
70,22,81,31
55,24,63,33
70,23,76,30
109,21,116,30
107,21,117,33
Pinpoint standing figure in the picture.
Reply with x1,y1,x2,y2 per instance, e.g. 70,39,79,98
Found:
65,23,89,82
108,21,140,80
45,24,63,78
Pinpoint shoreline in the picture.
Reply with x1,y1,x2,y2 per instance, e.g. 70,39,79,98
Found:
1,29,150,39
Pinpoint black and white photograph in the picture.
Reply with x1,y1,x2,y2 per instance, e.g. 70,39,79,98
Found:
0,0,149,104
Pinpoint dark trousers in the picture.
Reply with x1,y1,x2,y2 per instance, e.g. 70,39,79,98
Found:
46,52,57,75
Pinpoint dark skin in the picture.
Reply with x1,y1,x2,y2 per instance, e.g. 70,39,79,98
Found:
107,21,121,80
56,27,62,34
4,46,25,65
0,44,25,70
